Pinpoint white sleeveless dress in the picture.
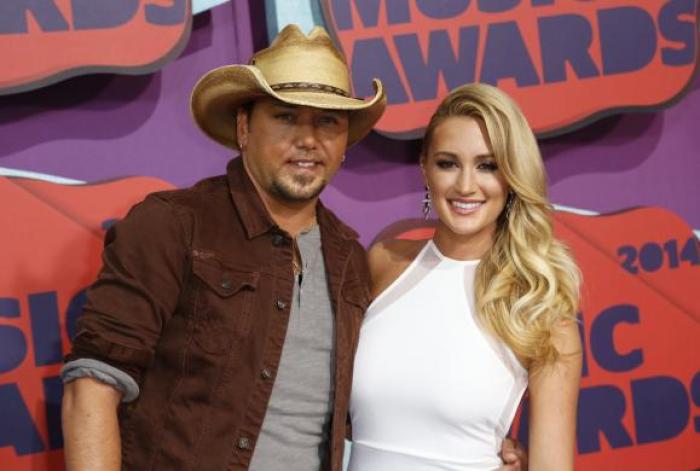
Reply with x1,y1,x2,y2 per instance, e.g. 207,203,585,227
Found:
349,240,527,470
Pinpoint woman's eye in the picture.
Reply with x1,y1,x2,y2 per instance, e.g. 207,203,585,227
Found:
436,160,457,169
478,161,498,172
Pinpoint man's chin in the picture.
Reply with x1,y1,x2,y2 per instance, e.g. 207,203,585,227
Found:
271,179,326,202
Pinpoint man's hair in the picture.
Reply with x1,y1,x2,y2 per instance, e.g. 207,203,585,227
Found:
236,101,256,150
241,101,255,117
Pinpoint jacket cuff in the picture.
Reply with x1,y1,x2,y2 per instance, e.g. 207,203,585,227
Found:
61,358,140,402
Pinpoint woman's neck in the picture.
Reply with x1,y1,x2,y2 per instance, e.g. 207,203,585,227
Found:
431,223,496,261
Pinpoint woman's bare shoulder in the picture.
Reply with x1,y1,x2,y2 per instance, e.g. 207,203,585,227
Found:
368,238,426,268
368,239,427,299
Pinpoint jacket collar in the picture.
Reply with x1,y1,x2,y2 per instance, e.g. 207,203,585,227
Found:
226,157,359,241
316,199,359,241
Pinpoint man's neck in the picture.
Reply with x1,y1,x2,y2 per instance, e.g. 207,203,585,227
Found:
263,196,318,237
241,160,318,237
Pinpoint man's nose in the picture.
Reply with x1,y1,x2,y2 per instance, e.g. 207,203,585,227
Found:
294,122,318,149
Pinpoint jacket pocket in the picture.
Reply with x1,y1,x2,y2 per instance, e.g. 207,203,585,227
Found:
191,258,259,354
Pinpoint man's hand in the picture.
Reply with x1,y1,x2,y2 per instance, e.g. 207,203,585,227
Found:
498,437,528,471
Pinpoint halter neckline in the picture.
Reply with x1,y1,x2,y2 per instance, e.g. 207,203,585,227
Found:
428,239,481,265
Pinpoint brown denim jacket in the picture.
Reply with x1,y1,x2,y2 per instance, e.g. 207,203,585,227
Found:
68,158,371,470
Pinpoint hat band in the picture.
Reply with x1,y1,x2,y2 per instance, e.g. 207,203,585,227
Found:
270,81,349,97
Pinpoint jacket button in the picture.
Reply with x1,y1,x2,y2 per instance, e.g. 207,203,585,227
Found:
276,299,286,310
272,233,285,246
220,278,231,290
261,368,273,381
237,437,250,450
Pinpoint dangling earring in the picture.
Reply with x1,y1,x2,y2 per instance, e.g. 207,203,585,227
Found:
422,186,431,219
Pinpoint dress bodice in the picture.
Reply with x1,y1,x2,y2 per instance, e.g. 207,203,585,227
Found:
349,240,527,470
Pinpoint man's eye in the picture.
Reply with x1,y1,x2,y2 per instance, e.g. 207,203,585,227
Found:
318,115,339,126
275,113,294,122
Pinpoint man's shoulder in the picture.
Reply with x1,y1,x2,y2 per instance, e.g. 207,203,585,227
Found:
147,173,228,209
317,202,361,243
120,173,231,241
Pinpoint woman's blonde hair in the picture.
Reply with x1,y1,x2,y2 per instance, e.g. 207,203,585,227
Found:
422,83,580,367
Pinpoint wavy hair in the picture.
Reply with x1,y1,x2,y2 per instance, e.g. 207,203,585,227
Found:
422,83,581,367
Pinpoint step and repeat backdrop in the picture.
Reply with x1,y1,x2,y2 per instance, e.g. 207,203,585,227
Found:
1,0,698,469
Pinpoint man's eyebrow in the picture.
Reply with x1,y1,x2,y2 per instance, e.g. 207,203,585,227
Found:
270,103,344,116
317,108,346,116
271,103,298,110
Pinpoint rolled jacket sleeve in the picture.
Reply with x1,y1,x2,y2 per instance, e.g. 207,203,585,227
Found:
67,194,189,385
61,358,140,402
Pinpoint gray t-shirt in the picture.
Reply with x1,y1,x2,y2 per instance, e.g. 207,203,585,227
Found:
249,224,336,470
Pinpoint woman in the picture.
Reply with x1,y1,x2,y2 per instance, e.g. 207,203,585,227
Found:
349,83,582,470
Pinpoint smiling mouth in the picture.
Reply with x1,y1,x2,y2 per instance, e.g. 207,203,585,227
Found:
449,199,483,214
287,159,321,170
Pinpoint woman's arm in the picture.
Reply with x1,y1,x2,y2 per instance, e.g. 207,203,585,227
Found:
527,321,582,470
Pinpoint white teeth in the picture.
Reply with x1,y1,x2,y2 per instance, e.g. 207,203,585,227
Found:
451,201,481,210
294,161,315,168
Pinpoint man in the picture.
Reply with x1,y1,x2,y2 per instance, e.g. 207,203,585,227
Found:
61,24,526,470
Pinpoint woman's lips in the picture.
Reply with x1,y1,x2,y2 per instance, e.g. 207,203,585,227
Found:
449,199,484,215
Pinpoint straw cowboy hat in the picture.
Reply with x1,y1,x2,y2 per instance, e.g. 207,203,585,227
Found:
190,24,386,149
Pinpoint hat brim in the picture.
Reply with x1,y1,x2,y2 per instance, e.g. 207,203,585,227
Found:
190,65,386,149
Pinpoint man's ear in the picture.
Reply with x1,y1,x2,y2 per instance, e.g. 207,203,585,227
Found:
236,107,249,151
